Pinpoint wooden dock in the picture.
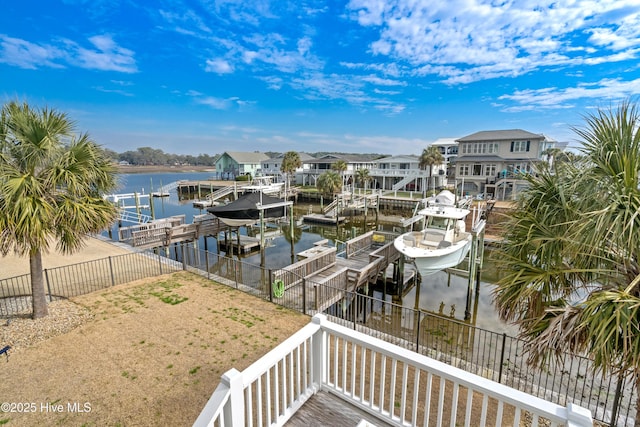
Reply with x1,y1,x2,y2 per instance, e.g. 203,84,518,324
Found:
272,231,403,314
217,234,261,254
118,214,228,250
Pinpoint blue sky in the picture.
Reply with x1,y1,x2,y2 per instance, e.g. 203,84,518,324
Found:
2,1,639,156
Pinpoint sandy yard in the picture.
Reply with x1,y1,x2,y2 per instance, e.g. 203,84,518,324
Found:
0,271,309,426
0,236,134,280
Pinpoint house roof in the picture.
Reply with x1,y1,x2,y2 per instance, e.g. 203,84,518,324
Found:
457,129,544,142
223,151,270,163
430,138,459,146
269,152,315,161
374,155,419,163
305,154,379,164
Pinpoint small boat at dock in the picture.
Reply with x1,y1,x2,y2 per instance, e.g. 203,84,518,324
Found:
394,191,472,276
243,176,285,195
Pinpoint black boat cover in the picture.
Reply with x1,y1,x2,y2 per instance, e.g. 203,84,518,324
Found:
206,192,285,224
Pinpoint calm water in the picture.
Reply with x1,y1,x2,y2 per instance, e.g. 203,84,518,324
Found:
107,172,516,335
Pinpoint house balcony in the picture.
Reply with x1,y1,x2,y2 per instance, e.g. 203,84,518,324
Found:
194,314,593,427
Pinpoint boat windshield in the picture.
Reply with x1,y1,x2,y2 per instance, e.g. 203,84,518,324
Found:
426,216,449,230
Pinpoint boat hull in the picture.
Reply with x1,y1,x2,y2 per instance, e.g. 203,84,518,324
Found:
394,234,472,276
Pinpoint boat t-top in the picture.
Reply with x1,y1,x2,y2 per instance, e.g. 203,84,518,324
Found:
243,176,285,195
394,191,472,276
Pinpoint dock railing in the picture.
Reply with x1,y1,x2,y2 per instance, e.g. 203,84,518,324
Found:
193,314,593,427
271,246,336,291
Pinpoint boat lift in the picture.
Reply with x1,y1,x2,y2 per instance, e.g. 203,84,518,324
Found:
103,192,155,224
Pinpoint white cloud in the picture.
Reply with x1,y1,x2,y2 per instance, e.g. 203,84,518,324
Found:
361,75,406,86
189,91,254,110
498,77,640,111
347,0,640,84
0,34,136,73
71,35,137,73
237,33,324,73
290,71,406,115
0,35,64,69
195,96,232,110
257,76,284,90
159,9,212,33
205,58,234,74
94,86,134,96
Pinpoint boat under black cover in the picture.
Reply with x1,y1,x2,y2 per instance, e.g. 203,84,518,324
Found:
207,192,285,225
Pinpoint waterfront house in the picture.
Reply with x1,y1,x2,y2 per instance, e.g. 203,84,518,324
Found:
430,137,459,179
259,152,315,183
368,154,447,193
301,154,379,187
215,151,269,180
454,129,556,199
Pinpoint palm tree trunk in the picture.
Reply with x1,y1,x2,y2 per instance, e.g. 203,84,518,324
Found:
30,248,49,319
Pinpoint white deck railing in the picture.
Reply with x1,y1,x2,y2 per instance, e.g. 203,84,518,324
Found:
193,315,593,427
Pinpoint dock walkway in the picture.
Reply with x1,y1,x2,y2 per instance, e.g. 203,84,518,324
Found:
272,231,406,314
118,214,227,249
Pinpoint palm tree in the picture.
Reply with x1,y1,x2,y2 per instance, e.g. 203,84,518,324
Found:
0,101,117,318
316,170,342,197
280,151,301,187
419,146,444,195
331,159,348,189
492,101,640,423
541,147,562,168
355,168,371,191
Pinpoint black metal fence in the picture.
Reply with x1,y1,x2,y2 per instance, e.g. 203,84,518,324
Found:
0,251,183,316
0,242,634,425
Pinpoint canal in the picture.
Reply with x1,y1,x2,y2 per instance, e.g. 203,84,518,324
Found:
107,171,517,336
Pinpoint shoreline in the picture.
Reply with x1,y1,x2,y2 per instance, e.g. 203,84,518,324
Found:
116,165,215,174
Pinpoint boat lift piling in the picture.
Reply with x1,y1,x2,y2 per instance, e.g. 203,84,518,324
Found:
464,218,486,320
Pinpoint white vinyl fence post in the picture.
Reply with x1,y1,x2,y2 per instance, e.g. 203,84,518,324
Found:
566,402,593,427
311,314,326,389
222,368,245,427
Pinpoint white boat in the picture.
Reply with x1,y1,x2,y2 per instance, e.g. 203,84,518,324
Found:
243,176,285,195
394,195,472,276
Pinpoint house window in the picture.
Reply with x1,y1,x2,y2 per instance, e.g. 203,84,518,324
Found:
512,162,532,173
459,165,470,176
484,164,497,176
461,142,499,155
511,140,530,152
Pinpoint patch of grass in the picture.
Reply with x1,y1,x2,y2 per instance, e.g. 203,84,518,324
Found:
222,307,265,328
189,366,201,375
151,292,188,305
121,371,137,380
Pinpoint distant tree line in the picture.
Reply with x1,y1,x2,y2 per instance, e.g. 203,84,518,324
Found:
103,147,219,166
102,147,390,167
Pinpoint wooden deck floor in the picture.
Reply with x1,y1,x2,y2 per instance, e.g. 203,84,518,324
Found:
286,391,394,427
